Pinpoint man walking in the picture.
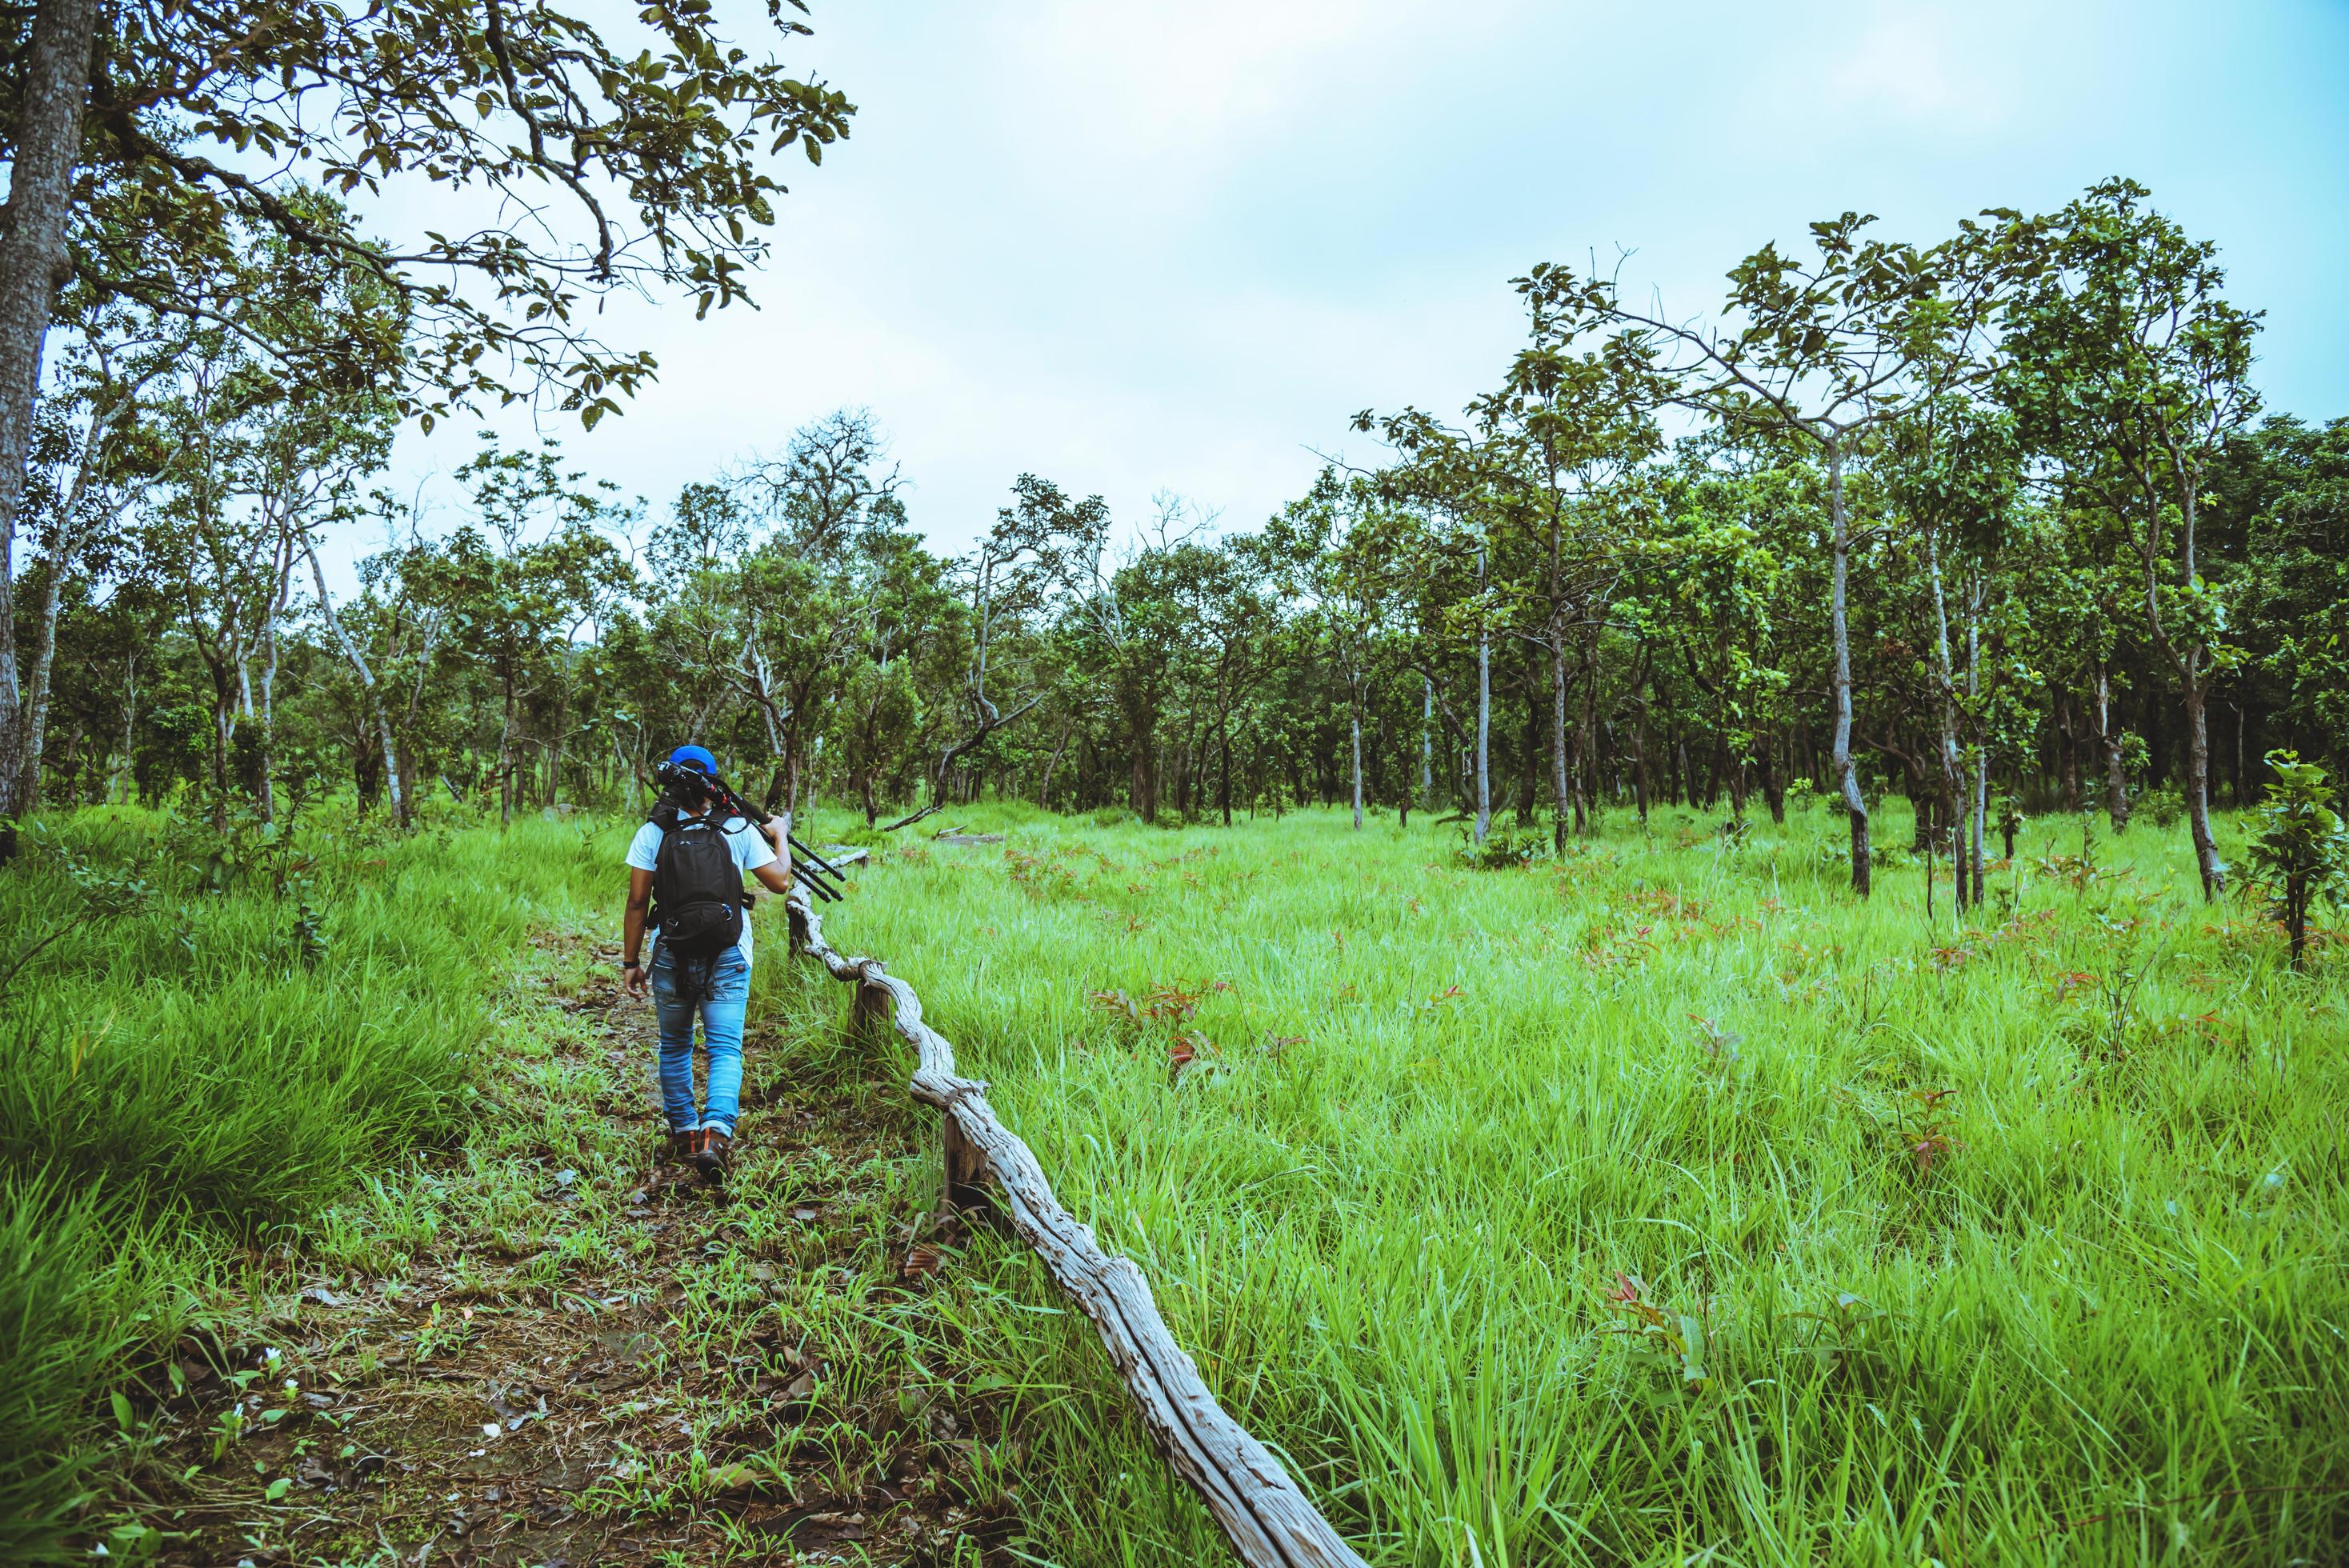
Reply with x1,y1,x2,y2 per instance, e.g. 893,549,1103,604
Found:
620,745,794,1181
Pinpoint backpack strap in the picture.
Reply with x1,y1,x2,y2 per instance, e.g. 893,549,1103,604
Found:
645,802,685,931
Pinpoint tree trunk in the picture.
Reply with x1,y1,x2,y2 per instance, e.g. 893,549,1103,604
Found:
2055,690,2083,812
1925,527,1968,907
2232,700,2247,810
16,405,133,811
306,542,408,828
1755,734,1785,825
17,552,68,813
109,652,140,804
1961,582,1984,910
54,718,82,805
1900,750,1933,854
1219,706,1233,827
2183,668,2223,899
1575,657,1597,837
546,664,570,810
1349,679,1364,830
1183,708,1204,820
1548,629,1571,851
1971,744,1989,913
254,532,297,825
2163,479,2223,899
498,679,520,826
1474,543,1491,845
1826,433,1870,894
2095,669,2130,833
1631,686,1651,826
1041,716,1072,814
210,686,234,832
354,721,383,807
258,605,280,824
1396,744,1409,827
0,0,98,852
1516,650,1539,829
1130,726,1156,822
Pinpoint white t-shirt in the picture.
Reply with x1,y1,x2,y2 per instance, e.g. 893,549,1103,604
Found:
626,811,778,962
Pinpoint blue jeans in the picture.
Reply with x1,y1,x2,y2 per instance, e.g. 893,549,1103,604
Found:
648,944,750,1137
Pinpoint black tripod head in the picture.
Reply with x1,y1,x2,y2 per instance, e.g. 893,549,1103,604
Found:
651,758,849,903
654,758,718,805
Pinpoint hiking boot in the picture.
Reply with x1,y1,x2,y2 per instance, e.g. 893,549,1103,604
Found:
692,1127,731,1183
666,1128,699,1164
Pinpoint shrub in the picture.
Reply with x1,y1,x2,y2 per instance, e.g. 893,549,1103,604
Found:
2139,785,2185,828
1459,823,1547,870
2243,750,2349,970
1997,797,2026,859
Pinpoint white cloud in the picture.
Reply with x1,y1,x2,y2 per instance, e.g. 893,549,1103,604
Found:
1823,7,2019,131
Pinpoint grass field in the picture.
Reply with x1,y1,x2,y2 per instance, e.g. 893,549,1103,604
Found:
798,800,2349,1567
6,796,2343,1566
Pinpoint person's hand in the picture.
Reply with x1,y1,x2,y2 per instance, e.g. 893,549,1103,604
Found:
622,962,649,998
764,813,790,848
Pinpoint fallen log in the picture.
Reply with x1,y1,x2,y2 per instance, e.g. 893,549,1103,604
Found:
784,888,1365,1568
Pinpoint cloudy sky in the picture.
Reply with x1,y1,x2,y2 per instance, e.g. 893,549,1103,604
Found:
377,0,2349,563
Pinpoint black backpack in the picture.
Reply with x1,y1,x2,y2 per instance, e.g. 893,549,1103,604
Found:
648,803,746,960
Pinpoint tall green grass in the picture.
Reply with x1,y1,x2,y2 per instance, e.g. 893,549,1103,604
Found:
794,800,2349,1566
0,1175,155,1558
0,803,616,1562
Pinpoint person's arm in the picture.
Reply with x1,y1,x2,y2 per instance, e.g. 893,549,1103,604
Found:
622,867,654,996
749,814,794,896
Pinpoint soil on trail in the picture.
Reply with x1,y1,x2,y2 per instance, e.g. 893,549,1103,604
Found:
130,930,1029,1566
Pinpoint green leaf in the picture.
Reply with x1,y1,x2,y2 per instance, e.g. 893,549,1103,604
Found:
1678,1314,1708,1386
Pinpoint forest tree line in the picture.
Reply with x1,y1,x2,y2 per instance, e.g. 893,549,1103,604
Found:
15,170,2349,914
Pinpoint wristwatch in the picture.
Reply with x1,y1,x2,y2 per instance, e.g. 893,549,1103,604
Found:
620,958,642,971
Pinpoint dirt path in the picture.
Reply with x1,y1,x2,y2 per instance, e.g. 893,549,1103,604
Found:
127,929,1027,1566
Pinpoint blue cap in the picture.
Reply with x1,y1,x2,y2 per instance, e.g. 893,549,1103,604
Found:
666,744,718,775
